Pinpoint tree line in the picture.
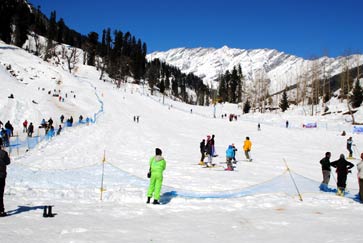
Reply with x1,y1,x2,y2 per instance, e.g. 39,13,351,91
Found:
0,0,210,105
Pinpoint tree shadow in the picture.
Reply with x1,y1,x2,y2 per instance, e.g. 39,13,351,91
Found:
6,205,44,216
160,191,178,204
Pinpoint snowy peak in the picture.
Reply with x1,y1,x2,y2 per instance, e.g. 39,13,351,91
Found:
147,47,363,93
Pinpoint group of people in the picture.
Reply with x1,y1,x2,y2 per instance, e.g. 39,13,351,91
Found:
319,152,362,198
199,135,216,167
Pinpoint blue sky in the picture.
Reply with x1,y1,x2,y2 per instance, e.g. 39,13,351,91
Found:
29,0,363,58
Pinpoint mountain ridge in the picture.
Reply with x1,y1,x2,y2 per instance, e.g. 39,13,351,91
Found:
147,46,363,94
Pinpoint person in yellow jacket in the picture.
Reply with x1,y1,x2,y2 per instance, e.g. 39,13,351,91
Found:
147,148,166,204
243,136,252,161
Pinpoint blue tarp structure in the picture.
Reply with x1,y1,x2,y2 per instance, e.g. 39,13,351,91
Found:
353,126,363,134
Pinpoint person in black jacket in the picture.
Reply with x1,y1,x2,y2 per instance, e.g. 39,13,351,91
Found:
330,154,354,196
27,122,34,137
319,152,331,190
199,139,206,165
0,139,11,217
346,137,353,158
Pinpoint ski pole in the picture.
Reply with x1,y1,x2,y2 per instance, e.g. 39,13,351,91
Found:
283,158,303,202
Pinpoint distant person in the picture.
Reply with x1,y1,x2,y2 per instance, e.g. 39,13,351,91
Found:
319,152,331,191
357,153,363,202
199,139,206,165
257,123,261,131
27,122,34,137
0,139,11,217
56,125,62,135
330,154,354,196
23,120,28,133
60,114,64,123
341,130,346,136
136,116,139,123
243,137,252,161
286,120,289,128
79,115,83,123
147,148,166,205
347,137,353,158
4,121,13,137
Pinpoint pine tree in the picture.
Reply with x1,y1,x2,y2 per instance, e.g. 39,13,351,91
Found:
350,80,363,108
243,99,251,114
279,90,289,112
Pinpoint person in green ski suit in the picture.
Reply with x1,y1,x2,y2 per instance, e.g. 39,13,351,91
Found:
147,148,166,204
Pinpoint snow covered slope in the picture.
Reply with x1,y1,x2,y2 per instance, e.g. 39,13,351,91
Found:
1,41,363,243
147,46,363,93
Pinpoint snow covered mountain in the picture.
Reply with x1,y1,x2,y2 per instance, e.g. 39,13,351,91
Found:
147,46,363,93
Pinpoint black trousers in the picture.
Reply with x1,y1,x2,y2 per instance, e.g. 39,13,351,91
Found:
337,173,347,189
0,177,5,212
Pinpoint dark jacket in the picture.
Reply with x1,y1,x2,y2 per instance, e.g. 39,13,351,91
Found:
330,158,354,174
200,141,205,153
205,140,213,155
320,157,331,171
0,149,11,178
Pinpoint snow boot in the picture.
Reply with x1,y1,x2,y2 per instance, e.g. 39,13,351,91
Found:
153,200,160,205
47,206,54,217
0,211,7,217
43,206,48,218
146,197,151,204
198,161,205,165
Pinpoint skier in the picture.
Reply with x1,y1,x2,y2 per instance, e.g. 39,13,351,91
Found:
210,134,216,156
60,114,64,123
199,139,206,165
225,145,235,171
346,137,353,158
147,148,166,205
205,136,214,167
357,153,363,202
27,122,34,137
286,120,289,128
243,137,252,161
22,120,28,133
79,115,83,123
319,152,331,191
0,139,11,217
257,123,261,131
330,154,354,196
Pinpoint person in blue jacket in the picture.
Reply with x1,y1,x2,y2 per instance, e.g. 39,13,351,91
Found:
225,145,235,171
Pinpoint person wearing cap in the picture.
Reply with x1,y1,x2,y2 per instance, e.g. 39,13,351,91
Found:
330,154,354,196
243,137,252,161
147,148,166,205
319,152,331,191
0,139,11,216
357,153,363,202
